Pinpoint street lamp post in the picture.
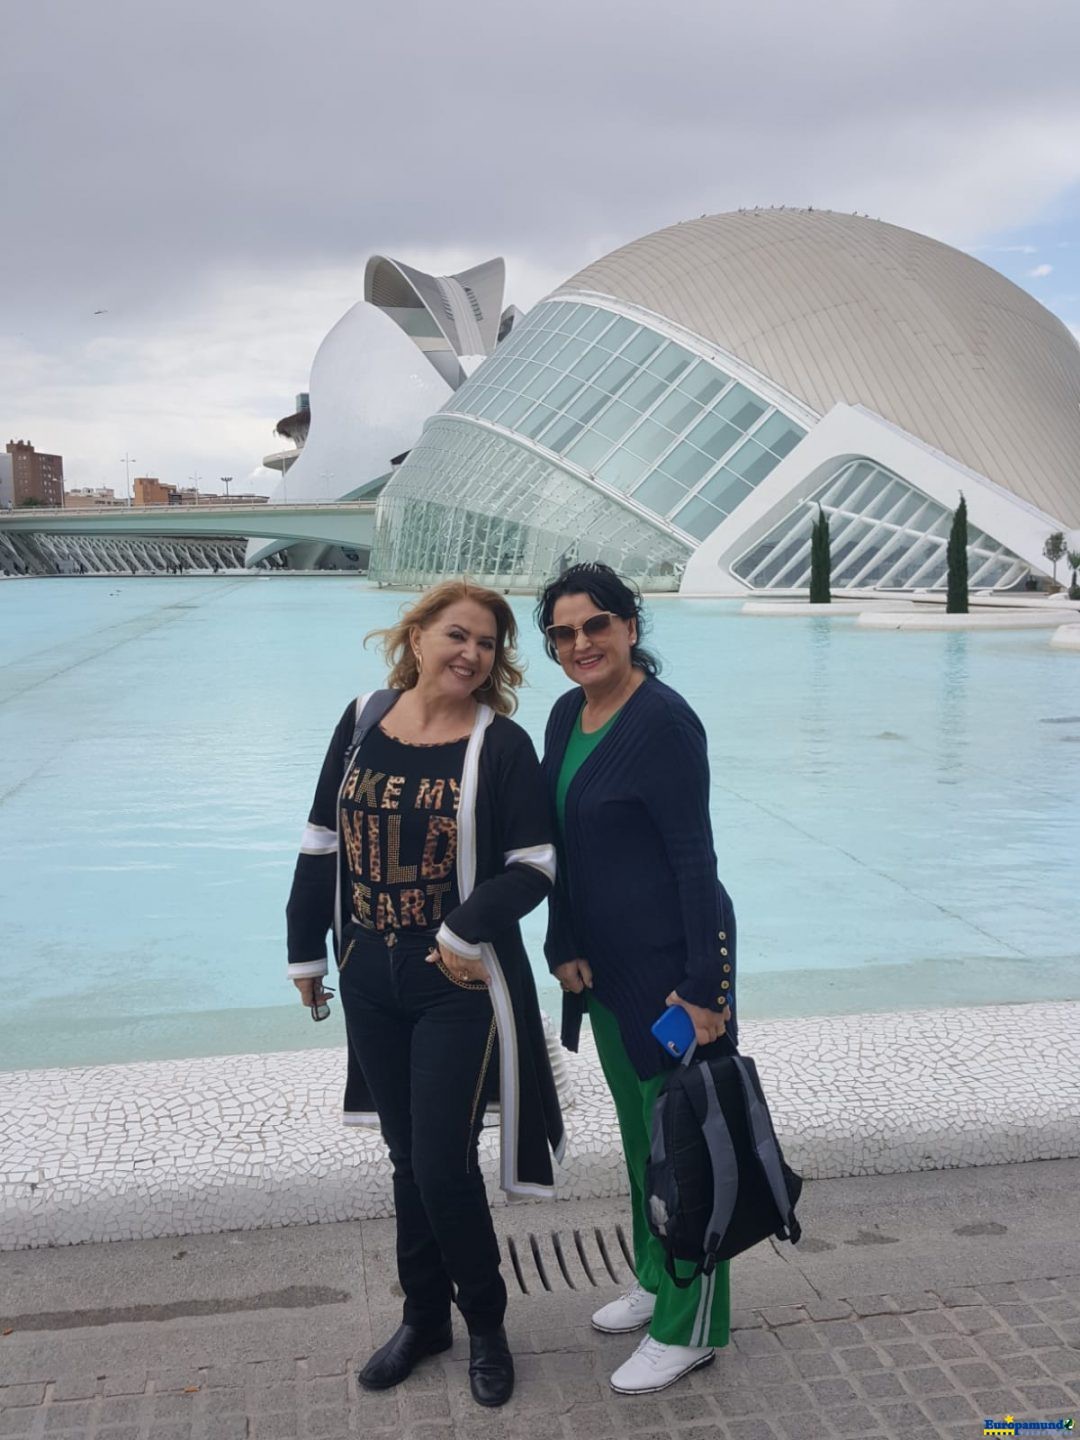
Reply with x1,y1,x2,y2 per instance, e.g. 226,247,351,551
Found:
120,453,136,506
221,476,233,502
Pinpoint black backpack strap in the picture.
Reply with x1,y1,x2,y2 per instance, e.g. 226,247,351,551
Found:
732,1055,801,1243
662,1062,740,1289
695,1058,741,1269
344,689,399,773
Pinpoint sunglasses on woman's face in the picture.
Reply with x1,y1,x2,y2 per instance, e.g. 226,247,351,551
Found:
545,611,618,650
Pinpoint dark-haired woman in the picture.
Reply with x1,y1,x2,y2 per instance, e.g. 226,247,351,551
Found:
286,580,564,1408
538,562,736,1396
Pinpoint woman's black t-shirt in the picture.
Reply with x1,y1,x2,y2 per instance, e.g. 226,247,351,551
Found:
339,724,466,936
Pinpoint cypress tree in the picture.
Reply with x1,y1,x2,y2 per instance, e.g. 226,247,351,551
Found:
809,504,831,604
946,494,969,614
1043,531,1067,587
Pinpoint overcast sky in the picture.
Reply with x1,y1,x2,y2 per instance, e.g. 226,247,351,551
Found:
3,0,1079,495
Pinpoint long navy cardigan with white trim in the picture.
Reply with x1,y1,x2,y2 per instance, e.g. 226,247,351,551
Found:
286,696,566,1198
543,676,739,1081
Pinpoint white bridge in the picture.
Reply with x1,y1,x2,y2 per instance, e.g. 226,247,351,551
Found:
0,501,378,576
0,501,376,549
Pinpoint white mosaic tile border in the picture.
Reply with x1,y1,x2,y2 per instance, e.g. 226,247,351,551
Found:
2,1001,1078,1251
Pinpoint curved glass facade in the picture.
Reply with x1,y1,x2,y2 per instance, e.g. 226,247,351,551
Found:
371,298,806,587
371,418,691,588
732,459,1028,591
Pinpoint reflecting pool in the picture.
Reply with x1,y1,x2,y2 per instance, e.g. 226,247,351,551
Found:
1,576,1078,1070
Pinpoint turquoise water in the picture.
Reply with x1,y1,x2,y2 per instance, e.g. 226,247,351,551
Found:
1,575,1078,1070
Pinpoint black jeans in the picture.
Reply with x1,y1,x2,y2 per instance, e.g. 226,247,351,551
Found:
339,927,506,1335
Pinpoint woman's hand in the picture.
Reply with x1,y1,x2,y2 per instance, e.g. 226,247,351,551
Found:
554,959,593,994
426,940,489,985
293,977,332,1006
293,976,318,1005
665,990,731,1046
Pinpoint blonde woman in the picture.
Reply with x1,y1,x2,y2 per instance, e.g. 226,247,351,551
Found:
286,581,563,1408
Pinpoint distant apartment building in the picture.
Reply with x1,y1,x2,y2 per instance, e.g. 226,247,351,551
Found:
132,476,268,507
0,453,12,509
5,440,64,507
65,486,123,507
132,476,176,506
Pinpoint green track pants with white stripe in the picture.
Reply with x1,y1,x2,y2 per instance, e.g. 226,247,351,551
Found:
589,996,730,1349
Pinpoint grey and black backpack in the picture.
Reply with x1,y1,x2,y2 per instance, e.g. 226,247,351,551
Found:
645,1048,802,1285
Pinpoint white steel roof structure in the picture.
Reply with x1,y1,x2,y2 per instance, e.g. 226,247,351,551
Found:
364,255,508,390
370,210,1080,595
562,209,1080,527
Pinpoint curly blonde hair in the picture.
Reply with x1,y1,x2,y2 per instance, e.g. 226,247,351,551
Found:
365,580,524,715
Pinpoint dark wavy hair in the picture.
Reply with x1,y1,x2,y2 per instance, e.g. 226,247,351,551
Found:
535,562,661,675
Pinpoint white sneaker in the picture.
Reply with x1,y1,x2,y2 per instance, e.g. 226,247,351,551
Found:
591,1282,657,1334
609,1336,715,1395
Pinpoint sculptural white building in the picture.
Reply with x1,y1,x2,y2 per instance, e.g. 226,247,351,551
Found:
369,210,1080,593
247,257,510,569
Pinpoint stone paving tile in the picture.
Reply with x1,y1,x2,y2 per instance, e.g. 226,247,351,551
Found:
905,1309,958,1337
731,1331,783,1357
42,1398,97,1430
101,1374,148,1399
0,1389,46,1410
925,1335,979,1361
1012,1323,1062,1349
1017,1279,1063,1299
0,1415,39,1440
884,1292,938,1314
827,1404,879,1435
898,1365,956,1397
922,1392,981,1422
49,1376,100,1402
741,1358,796,1389
202,1421,249,1440
1016,1381,1078,1409
836,1344,886,1374
974,1328,1028,1359
936,1287,982,1307
802,1301,852,1323
5,1277,1080,1439
847,1296,899,1318
994,1352,1051,1381
759,1307,805,1328
806,1377,860,1407
877,1340,932,1368
979,1290,1025,1313
856,1372,907,1401
858,1315,911,1341
773,1329,824,1357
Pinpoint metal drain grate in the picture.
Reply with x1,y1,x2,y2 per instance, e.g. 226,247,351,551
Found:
502,1226,635,1294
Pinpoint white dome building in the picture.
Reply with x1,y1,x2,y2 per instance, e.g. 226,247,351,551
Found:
371,209,1080,593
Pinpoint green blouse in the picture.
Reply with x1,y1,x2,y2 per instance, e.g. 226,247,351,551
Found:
555,703,622,835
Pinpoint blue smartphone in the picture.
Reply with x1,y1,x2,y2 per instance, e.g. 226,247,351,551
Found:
651,1005,697,1059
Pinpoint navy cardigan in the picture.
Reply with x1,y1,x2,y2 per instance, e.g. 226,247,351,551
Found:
542,676,738,1080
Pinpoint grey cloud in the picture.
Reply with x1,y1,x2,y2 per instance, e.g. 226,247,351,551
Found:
5,0,1080,320
3,0,1080,488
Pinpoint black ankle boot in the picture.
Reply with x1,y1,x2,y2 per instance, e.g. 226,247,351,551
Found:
468,1325,514,1407
357,1321,453,1391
